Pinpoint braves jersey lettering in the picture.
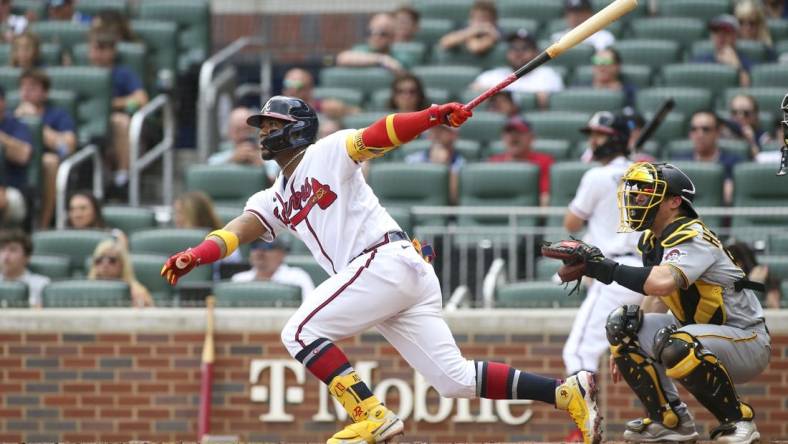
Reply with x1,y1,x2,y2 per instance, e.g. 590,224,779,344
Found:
274,177,338,228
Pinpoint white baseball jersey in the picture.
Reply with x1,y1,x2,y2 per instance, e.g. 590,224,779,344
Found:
473,66,564,97
244,129,401,275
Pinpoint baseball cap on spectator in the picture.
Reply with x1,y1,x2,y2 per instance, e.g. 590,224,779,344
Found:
565,0,592,11
250,237,289,252
503,115,532,133
709,14,739,33
506,28,537,49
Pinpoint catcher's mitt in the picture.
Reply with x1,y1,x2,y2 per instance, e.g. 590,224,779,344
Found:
541,239,605,290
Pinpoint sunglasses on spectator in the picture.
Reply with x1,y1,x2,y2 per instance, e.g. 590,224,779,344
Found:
283,79,305,90
395,87,419,95
731,108,754,117
592,55,616,66
370,30,393,38
690,126,715,133
738,18,758,26
94,255,119,265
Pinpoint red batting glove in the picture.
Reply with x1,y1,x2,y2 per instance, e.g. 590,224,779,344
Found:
434,102,473,128
161,249,199,285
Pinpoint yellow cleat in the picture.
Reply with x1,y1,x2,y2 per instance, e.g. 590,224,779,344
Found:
327,404,404,444
556,370,603,444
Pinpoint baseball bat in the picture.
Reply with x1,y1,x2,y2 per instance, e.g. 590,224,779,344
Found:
777,94,788,176
463,0,638,111
198,296,216,441
634,98,675,149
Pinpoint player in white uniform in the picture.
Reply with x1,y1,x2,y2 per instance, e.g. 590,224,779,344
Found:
162,96,601,444
562,111,643,376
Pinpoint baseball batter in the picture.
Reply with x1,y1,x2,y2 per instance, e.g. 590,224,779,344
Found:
547,162,769,444
562,111,643,375
161,96,600,444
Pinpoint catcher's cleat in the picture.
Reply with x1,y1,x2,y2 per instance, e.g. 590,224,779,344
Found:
711,420,760,444
623,416,700,443
555,371,602,444
327,404,404,444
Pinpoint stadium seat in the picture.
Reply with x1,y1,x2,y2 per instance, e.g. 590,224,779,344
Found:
76,0,128,16
498,18,540,37
0,42,61,66
767,18,788,41
30,21,89,49
659,0,732,19
46,66,112,144
413,18,453,47
457,111,506,144
758,256,788,281
525,111,591,144
13,0,46,18
185,164,268,207
138,0,211,72
549,88,625,113
548,161,595,226
0,67,20,93
721,87,787,113
28,254,71,280
320,67,394,99
71,42,147,89
751,63,788,88
769,233,788,254
412,65,482,101
43,280,130,307
640,111,686,145
662,64,739,96
666,139,749,161
130,228,207,255
496,281,579,308
498,0,563,22
536,41,594,70
285,255,330,286
342,112,388,130
368,162,448,225
0,282,28,308
385,206,413,235
129,253,174,306
535,257,561,280
690,40,769,64
629,18,706,49
543,18,622,40
667,161,726,228
412,0,473,25
613,39,681,69
571,64,652,89
459,89,538,112
392,41,428,66
459,163,540,226
637,87,712,117
131,20,178,87
732,162,788,229
33,230,114,276
486,138,571,160
368,87,449,112
313,87,364,107
392,139,481,162
102,206,157,234
213,281,301,307
591,0,648,19
431,43,507,71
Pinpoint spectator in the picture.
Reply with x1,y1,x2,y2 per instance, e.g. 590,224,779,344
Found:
486,91,520,116
87,28,149,196
47,0,90,23
584,47,636,107
726,241,781,309
0,0,28,42
471,28,564,109
393,6,419,43
735,0,775,59
405,125,464,205
675,110,743,204
231,238,315,299
724,93,769,157
438,0,500,56
0,229,49,308
67,190,104,229
281,67,355,121
15,69,78,228
0,84,33,225
10,31,42,69
551,0,614,51
488,116,553,206
91,9,136,42
388,73,428,113
207,107,260,166
693,14,752,87
88,238,153,307
336,13,414,73
762,0,788,19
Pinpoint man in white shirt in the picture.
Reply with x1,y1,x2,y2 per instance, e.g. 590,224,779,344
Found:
231,237,314,298
0,229,49,308
471,28,564,109
551,0,615,51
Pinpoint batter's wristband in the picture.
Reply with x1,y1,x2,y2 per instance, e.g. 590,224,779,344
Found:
207,229,239,258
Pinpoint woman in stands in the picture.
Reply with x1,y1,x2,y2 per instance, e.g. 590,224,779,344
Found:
387,73,428,113
67,190,105,229
735,0,776,60
88,239,153,307
10,31,42,69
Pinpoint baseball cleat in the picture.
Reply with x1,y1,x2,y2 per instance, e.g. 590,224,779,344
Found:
555,370,602,444
711,420,760,444
327,404,404,444
623,417,700,443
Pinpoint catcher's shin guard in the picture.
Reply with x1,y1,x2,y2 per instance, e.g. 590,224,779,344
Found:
656,328,753,425
329,372,383,423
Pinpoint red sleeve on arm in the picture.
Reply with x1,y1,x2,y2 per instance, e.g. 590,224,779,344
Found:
361,107,438,147
539,154,554,195
191,238,222,265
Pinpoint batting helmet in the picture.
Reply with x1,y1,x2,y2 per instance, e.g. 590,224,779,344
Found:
580,111,631,161
247,95,318,153
617,162,698,232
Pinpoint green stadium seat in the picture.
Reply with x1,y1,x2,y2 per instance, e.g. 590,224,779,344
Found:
396,139,481,162
0,282,28,308
0,44,9,65
214,205,242,226
13,0,46,18
498,18,541,37
571,64,652,89
629,18,706,49
457,111,506,144
130,228,208,256
43,280,131,307
751,63,788,88
637,87,712,116
102,205,157,234
769,233,788,254
721,87,787,113
385,206,413,235
543,17,622,39
392,41,427,66
30,21,89,49
496,281,581,308
641,112,685,145
46,66,112,144
758,256,788,280
614,39,681,68
285,255,329,287
414,18,453,47
536,41,595,69
28,254,71,280
313,87,364,107
369,162,449,225
368,87,449,112
548,161,595,226
659,0,732,19
525,111,591,144
732,162,788,230
319,67,394,99
767,18,788,41
591,0,648,19
432,42,507,70
40,42,62,66
690,40,769,64
342,112,388,130
498,0,563,21
459,89,538,112
412,65,481,100
131,20,179,87
138,0,211,72
486,138,571,160
129,253,173,306
213,281,301,307
535,257,561,280
459,163,540,226
662,63,739,95
76,0,129,15
412,0,473,25
71,42,147,89
185,164,268,207
667,161,726,228
32,230,114,276
549,88,625,113
0,66,20,93
666,139,749,161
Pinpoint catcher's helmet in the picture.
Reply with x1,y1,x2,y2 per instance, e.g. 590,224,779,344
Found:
247,95,318,153
617,162,698,232
580,111,631,161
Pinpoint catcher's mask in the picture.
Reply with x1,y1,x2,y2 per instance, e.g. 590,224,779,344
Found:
617,162,698,232
247,95,318,154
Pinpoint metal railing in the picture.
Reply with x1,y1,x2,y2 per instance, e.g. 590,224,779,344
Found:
55,144,103,229
197,37,268,162
128,94,176,207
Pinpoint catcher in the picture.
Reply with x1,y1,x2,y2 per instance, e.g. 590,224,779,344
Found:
543,162,770,444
